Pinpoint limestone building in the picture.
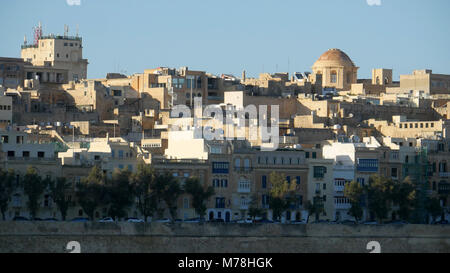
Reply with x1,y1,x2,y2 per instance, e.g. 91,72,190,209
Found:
312,48,358,91
21,31,88,82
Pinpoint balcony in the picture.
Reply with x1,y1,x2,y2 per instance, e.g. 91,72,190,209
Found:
439,172,450,178
334,185,345,193
234,167,253,174
240,204,249,210
335,203,352,210
238,187,251,193
438,183,450,195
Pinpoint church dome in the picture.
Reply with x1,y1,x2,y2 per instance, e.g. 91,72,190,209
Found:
313,48,356,68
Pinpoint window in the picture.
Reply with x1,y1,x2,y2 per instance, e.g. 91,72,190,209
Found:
312,152,317,159
330,71,337,83
118,150,124,158
262,195,270,207
113,90,122,97
238,180,251,192
212,179,219,188
212,162,229,174
22,151,30,158
305,152,310,158
234,158,241,169
262,175,267,189
357,178,365,186
313,166,327,178
286,176,291,184
7,151,15,157
391,168,398,178
215,197,225,209
244,159,251,171
183,198,189,209
323,183,327,190
296,176,301,185
1,135,8,143
221,179,228,188
357,159,379,172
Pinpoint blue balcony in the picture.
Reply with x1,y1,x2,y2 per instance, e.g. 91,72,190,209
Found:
357,159,379,173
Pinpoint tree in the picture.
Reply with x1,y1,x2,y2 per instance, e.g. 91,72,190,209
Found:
184,178,214,219
268,172,296,222
248,194,263,221
160,174,183,221
49,177,71,221
0,169,15,221
22,167,48,220
107,168,134,220
76,166,107,221
426,196,443,223
367,175,395,224
344,181,364,222
393,177,416,221
305,197,324,223
131,164,157,222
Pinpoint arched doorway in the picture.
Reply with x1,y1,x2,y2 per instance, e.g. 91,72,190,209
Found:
225,212,231,222
209,211,214,221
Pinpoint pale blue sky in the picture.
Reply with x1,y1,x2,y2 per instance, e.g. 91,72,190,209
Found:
1,0,449,79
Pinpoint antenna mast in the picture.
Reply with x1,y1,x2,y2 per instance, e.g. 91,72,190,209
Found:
33,22,43,46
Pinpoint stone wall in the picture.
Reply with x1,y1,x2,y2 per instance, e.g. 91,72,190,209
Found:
0,222,449,253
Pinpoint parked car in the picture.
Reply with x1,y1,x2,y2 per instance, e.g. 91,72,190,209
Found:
70,217,90,222
257,219,274,224
154,218,171,223
339,220,357,225
386,220,409,225
363,221,379,225
125,218,144,223
184,218,202,223
312,220,330,224
237,218,253,224
432,219,449,225
13,216,29,221
291,220,306,225
43,218,59,222
98,217,115,223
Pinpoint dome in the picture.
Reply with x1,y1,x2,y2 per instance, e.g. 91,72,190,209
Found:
313,48,356,68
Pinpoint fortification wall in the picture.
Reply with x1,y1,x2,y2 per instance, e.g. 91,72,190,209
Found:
0,222,449,253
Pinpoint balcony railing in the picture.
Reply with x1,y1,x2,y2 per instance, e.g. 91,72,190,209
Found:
234,167,253,173
439,172,450,178
335,203,352,210
238,186,251,193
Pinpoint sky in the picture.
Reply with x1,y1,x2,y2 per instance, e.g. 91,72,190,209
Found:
0,0,449,80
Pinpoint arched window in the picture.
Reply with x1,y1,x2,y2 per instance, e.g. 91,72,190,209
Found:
376,76,380,85
331,71,337,83
234,158,241,169
244,158,251,171
347,72,352,84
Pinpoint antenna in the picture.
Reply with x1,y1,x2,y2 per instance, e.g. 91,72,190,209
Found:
76,24,79,37
33,22,43,46
24,35,27,46
64,25,69,37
